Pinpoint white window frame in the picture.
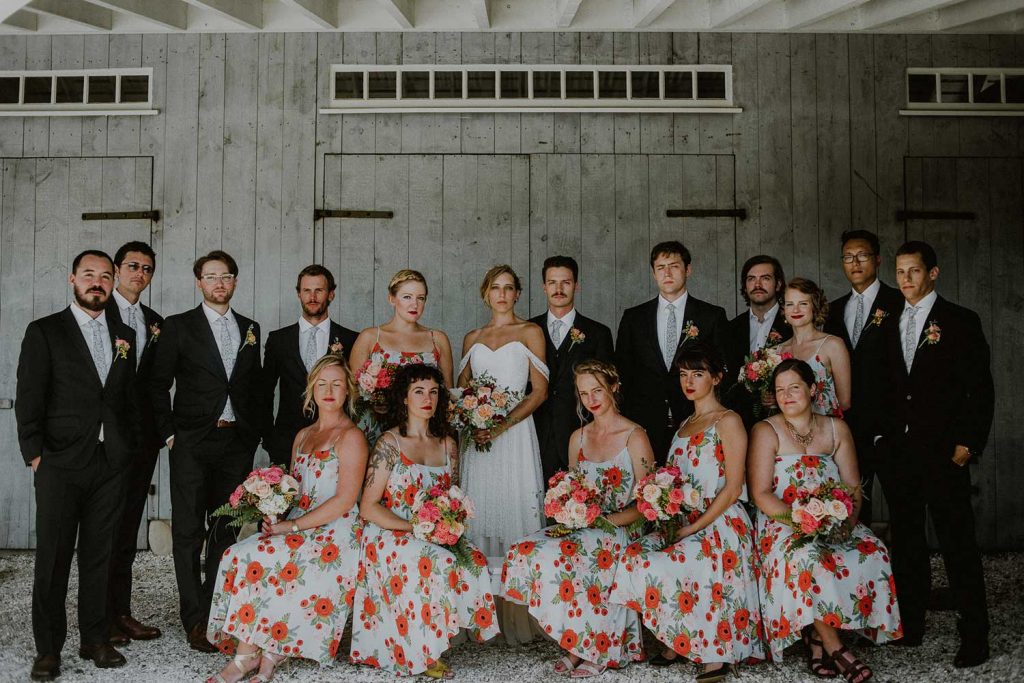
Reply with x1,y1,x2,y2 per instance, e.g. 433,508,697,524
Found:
322,64,740,114
901,67,1024,117
0,67,158,117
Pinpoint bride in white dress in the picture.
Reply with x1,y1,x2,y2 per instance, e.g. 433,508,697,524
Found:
458,265,549,644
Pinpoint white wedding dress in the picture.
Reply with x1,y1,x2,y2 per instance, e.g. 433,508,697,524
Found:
459,340,547,644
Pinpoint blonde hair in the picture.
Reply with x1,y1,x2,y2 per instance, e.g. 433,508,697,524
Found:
388,269,428,296
302,353,358,418
573,359,622,420
479,264,522,305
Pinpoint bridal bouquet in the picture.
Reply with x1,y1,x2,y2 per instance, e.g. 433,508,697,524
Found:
736,347,794,417
543,470,616,536
212,466,300,528
410,483,485,576
773,480,857,550
634,465,703,547
355,358,400,414
448,372,521,454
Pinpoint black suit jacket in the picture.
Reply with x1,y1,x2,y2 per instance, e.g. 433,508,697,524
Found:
529,311,614,480
148,305,265,452
878,296,994,461
16,307,141,470
724,307,791,429
615,295,728,459
105,298,165,451
261,320,359,460
824,281,904,438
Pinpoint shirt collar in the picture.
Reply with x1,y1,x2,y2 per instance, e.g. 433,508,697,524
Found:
112,288,139,312
658,291,687,312
905,289,937,313
201,302,234,324
749,302,779,324
298,317,332,333
852,278,881,301
547,308,576,328
70,301,107,328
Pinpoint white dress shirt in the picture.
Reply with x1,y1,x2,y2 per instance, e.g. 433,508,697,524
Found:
201,302,239,421
298,316,332,361
546,308,577,347
844,278,881,343
70,302,111,441
748,303,780,353
657,292,688,362
113,288,147,364
898,289,938,370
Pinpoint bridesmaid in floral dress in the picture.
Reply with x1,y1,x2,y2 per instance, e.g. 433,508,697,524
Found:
501,360,654,678
351,364,498,679
610,343,762,682
749,359,901,682
206,354,368,683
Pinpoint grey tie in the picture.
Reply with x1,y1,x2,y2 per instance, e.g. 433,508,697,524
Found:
550,319,563,348
902,305,919,372
664,303,678,369
218,317,237,420
851,293,865,347
304,326,319,372
88,318,109,383
125,306,141,368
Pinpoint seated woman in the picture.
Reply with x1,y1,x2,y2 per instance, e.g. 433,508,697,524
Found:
206,354,368,683
610,343,763,683
350,364,499,679
749,359,901,682
501,360,654,678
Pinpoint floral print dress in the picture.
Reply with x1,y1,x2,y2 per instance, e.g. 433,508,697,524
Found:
500,430,645,669
610,417,764,664
807,336,842,417
755,419,902,660
207,446,361,665
350,440,499,675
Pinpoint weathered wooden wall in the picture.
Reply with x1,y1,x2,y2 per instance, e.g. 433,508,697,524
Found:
0,32,1021,550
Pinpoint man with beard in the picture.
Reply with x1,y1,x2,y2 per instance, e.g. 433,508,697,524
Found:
724,255,790,429
261,264,358,468
148,250,266,653
16,250,140,680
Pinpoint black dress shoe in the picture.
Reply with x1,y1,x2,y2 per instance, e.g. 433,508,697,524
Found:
78,643,126,669
954,639,989,668
108,623,130,647
187,622,218,654
115,614,162,640
894,635,923,647
30,654,60,681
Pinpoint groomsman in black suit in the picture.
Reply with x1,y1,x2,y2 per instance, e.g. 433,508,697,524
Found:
104,241,164,645
724,255,790,429
616,241,728,462
824,230,903,525
148,250,266,653
529,256,614,485
17,250,140,680
875,241,994,667
262,264,358,468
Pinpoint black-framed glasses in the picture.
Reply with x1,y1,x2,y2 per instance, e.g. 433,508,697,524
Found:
122,261,154,274
841,252,875,264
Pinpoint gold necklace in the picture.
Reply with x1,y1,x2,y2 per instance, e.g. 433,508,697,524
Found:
784,415,815,447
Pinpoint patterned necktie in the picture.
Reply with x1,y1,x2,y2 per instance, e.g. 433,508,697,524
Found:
218,316,236,420
664,303,677,370
902,305,919,372
124,306,142,368
304,326,319,372
89,318,109,383
851,293,865,347
550,319,563,348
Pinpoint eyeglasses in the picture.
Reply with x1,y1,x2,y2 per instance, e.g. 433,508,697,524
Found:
122,261,154,274
842,252,875,264
200,274,236,284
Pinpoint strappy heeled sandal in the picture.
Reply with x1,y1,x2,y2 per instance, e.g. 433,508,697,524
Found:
802,626,837,678
569,661,606,678
696,663,732,683
248,651,287,683
206,650,262,683
829,645,873,683
552,655,577,674
423,659,455,679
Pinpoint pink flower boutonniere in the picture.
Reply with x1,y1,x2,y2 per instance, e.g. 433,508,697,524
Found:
148,322,161,343
870,308,888,328
114,338,131,361
919,320,941,348
329,336,344,354
681,321,700,341
766,329,784,346
243,324,257,348
568,327,585,351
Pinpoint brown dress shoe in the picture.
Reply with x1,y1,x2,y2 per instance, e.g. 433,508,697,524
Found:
187,623,218,654
108,622,130,647
78,643,127,668
30,654,61,681
115,614,162,640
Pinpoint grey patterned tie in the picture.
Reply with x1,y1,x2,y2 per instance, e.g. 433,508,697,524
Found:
124,306,142,368
550,319,563,348
902,305,919,372
304,326,319,372
218,316,237,420
851,293,865,348
89,318,109,383
664,303,677,370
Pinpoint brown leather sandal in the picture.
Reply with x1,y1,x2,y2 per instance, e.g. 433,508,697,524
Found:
802,626,837,678
829,645,873,683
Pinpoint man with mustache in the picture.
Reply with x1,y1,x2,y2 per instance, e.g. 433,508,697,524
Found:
529,256,613,486
148,250,266,653
261,264,358,468
16,250,141,680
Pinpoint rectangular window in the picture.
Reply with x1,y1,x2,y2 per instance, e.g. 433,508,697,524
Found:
368,72,396,99
0,68,155,116
434,71,462,99
401,71,430,99
532,71,561,98
500,71,528,99
631,71,660,99
903,68,1024,116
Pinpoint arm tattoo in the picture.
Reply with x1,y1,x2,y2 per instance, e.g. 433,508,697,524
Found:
364,435,400,488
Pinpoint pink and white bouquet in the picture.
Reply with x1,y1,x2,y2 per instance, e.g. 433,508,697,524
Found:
634,465,703,546
411,483,485,576
212,466,300,528
448,372,521,454
736,347,794,417
355,358,400,414
773,480,857,549
543,470,616,536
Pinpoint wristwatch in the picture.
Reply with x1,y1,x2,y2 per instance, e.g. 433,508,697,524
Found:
290,522,299,533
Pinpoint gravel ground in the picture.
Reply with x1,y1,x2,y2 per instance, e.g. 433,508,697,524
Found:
0,551,1020,682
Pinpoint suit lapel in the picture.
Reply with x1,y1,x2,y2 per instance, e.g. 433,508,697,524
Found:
291,323,307,374
193,306,229,380
62,308,103,387
231,314,252,381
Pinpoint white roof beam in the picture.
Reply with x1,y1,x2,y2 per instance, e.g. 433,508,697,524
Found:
850,0,968,30
785,0,870,29
634,0,677,27
555,0,584,27
278,0,337,29
0,0,31,22
180,0,261,29
375,0,414,28
1,7,35,30
470,0,489,28
938,0,1024,29
710,0,777,27
24,0,112,30
955,7,1024,31
88,0,189,30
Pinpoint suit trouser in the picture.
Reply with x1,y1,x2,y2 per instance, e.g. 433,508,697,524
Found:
33,444,126,655
107,440,161,619
877,437,988,641
169,429,253,632
852,432,877,525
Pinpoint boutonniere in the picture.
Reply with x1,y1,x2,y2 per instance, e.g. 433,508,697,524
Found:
870,308,888,328
918,320,941,348
567,327,585,351
329,336,344,354
113,337,131,361
148,322,161,344
766,329,784,346
681,321,700,341
243,323,257,348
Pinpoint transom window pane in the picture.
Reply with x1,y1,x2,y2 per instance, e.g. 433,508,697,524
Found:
467,71,496,98
532,71,561,98
335,72,363,99
631,71,660,99
696,71,726,99
664,71,693,99
972,74,1000,104
500,71,528,98
24,76,51,104
120,74,149,103
1006,75,1024,103
598,71,626,98
908,73,937,103
88,75,116,103
55,76,84,104
939,74,968,103
401,71,430,99
565,71,593,98
0,76,18,104
434,71,462,98
368,71,397,99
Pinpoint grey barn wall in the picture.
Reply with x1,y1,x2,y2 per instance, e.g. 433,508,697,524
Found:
0,31,1021,550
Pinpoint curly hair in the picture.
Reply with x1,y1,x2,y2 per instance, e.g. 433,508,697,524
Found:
479,265,522,305
573,359,622,421
785,277,829,330
384,364,450,438
302,353,358,418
